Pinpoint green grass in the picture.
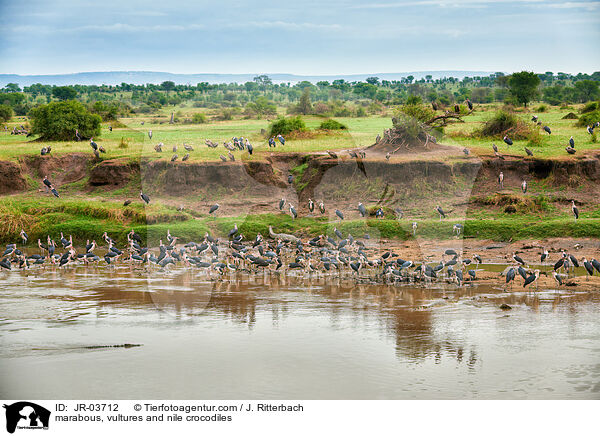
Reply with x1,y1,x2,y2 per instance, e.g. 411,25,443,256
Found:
444,104,597,158
2,104,593,163
0,113,388,162
2,194,599,246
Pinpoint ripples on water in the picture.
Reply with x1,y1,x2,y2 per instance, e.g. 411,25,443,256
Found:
1,265,599,399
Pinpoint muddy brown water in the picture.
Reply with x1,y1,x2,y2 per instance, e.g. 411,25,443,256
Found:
1,265,599,399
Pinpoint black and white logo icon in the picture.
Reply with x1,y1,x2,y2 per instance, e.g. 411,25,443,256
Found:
3,402,51,434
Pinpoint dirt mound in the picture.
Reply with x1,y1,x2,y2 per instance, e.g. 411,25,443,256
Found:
244,160,287,188
89,158,140,187
0,161,27,194
20,153,92,185
139,159,284,197
562,112,578,120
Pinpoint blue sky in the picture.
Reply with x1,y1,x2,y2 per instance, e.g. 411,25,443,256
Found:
0,0,598,75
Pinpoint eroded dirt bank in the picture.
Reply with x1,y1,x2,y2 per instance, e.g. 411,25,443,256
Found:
2,151,600,218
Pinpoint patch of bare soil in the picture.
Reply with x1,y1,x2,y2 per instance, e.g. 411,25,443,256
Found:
0,161,27,194
20,153,92,185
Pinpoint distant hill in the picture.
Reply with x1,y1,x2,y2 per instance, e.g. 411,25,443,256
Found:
0,70,495,87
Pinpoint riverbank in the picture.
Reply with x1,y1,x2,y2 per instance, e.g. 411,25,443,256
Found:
3,195,600,246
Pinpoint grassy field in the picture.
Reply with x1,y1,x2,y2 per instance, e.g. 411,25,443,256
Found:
443,104,597,158
0,114,392,161
1,103,594,162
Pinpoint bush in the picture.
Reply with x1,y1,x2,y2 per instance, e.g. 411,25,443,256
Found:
397,104,435,123
478,110,518,136
90,100,129,121
333,106,352,117
134,104,157,114
29,100,102,140
218,109,233,121
312,102,330,115
319,119,347,130
191,113,207,124
535,104,548,112
244,96,277,118
577,110,600,127
526,129,544,147
268,116,306,137
355,106,367,117
405,95,422,105
580,102,598,114
0,104,12,122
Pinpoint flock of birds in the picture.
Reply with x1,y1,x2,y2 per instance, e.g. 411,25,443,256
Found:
2,222,596,290
33,128,285,163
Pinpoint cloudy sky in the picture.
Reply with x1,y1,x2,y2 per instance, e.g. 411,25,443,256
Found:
0,0,598,75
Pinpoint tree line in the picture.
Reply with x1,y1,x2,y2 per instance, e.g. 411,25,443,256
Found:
0,71,599,118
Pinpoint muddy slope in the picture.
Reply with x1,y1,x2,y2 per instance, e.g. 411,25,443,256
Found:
2,152,600,203
0,153,93,194
139,159,285,196
472,154,600,194
0,161,27,194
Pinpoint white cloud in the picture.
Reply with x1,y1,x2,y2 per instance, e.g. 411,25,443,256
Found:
241,21,342,30
545,1,600,10
4,21,341,36
78,23,206,32
350,0,547,9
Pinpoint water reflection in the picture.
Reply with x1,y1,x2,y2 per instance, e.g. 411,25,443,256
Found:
1,266,599,399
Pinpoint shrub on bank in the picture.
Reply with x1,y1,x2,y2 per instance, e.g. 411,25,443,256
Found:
477,110,536,141
577,110,600,127
191,113,207,124
580,102,598,114
268,116,307,137
319,119,347,130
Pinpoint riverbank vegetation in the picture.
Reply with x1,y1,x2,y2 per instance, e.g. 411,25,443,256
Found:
1,194,599,246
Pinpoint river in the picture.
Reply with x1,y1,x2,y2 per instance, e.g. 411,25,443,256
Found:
1,265,599,399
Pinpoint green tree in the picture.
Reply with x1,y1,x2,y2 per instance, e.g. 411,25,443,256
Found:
2,83,21,93
508,71,540,107
245,96,277,118
253,75,272,93
0,104,12,122
161,80,176,95
296,89,312,115
30,100,101,140
353,82,377,99
574,80,600,102
0,92,25,107
52,86,78,101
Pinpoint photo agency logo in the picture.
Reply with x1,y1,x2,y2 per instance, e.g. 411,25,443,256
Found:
3,402,50,434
